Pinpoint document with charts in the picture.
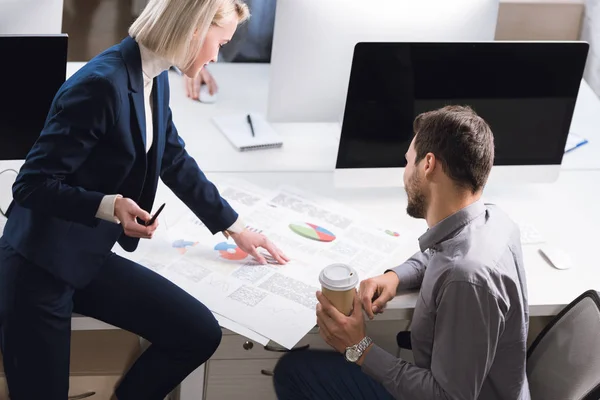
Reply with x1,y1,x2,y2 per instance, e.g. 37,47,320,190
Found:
128,179,414,349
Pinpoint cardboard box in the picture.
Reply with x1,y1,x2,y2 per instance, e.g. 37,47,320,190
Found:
496,0,585,40
0,330,141,399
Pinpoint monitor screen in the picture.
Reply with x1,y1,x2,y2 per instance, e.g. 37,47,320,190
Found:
0,35,67,160
336,42,589,170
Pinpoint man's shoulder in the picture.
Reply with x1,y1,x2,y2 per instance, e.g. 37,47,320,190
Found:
435,244,520,309
455,203,520,258
439,255,494,283
425,203,524,300
430,257,509,313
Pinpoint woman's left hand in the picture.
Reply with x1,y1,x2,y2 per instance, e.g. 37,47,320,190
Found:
185,68,218,100
230,230,290,265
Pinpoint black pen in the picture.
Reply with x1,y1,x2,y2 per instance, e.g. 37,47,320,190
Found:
246,114,255,137
145,203,166,226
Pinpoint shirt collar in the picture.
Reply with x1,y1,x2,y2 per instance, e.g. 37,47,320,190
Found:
138,44,171,85
418,199,487,252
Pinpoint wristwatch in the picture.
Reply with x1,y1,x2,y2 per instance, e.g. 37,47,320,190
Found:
344,336,373,363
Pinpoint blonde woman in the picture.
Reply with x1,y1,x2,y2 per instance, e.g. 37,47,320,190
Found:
0,1,287,399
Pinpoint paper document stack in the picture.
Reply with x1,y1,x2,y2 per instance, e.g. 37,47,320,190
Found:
127,180,414,348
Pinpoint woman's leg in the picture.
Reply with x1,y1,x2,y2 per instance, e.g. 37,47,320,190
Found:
0,238,74,400
73,253,222,400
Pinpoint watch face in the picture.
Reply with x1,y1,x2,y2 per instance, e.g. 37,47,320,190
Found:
345,347,361,363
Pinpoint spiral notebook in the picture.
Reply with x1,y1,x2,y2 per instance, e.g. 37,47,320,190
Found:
212,113,283,152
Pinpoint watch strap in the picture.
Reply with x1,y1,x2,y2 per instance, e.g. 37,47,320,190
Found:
345,336,373,363
356,336,373,354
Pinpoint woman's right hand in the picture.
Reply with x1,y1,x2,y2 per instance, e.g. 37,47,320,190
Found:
114,197,158,239
185,68,218,100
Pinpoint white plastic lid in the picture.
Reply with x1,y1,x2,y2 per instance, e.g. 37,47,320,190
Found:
319,263,359,291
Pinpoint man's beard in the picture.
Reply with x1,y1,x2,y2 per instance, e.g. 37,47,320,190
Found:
405,172,427,219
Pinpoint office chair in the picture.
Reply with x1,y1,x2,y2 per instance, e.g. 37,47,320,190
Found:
396,290,600,399
527,290,600,400
396,331,412,350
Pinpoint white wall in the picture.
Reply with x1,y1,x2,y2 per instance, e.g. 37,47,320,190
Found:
582,0,600,97
0,0,64,34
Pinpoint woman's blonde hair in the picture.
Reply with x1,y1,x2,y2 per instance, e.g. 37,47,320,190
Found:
129,0,249,71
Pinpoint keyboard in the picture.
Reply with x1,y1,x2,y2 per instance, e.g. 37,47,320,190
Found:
518,223,545,245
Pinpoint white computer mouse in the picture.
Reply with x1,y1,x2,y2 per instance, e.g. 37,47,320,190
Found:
198,84,217,104
538,246,573,270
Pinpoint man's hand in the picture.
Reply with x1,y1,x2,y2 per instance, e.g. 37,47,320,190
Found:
359,271,400,320
316,290,366,354
185,68,218,100
230,230,290,265
114,197,158,239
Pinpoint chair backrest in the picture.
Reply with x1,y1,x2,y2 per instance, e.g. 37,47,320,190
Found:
527,290,600,400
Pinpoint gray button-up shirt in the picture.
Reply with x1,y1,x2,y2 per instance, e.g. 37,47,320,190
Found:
362,200,531,400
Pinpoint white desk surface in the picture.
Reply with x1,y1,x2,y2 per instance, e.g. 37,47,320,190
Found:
70,169,600,329
65,62,600,173
4,62,597,330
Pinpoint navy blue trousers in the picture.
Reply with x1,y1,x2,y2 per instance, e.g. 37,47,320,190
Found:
273,350,395,400
0,238,221,400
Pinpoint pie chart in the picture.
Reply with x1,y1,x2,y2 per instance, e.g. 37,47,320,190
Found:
289,222,336,242
214,242,248,261
172,239,199,255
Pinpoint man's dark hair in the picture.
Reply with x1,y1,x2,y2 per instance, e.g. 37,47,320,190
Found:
413,105,495,193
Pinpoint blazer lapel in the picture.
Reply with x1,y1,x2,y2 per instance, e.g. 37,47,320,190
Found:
130,91,147,151
152,76,165,173
152,75,165,175
119,36,147,152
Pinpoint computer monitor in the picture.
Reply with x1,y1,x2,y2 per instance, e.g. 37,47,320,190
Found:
267,0,500,123
334,41,589,188
0,0,64,34
0,35,68,160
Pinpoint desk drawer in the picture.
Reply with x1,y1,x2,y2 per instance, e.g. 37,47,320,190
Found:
212,332,330,360
213,320,405,361
205,359,278,400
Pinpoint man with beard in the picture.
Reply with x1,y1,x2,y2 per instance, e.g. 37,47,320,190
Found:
273,105,531,400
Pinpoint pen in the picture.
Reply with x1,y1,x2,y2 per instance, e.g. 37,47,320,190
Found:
246,114,255,137
564,139,588,154
145,203,166,226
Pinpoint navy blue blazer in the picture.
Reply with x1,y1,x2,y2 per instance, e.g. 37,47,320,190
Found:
3,36,238,288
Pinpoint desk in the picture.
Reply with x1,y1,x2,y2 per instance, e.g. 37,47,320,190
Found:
158,169,600,317
62,168,598,399
63,167,598,318
72,168,600,399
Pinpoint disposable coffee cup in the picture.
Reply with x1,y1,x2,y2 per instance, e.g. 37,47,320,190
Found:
319,263,359,316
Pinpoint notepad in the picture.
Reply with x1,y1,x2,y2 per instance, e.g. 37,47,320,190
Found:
212,113,283,152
